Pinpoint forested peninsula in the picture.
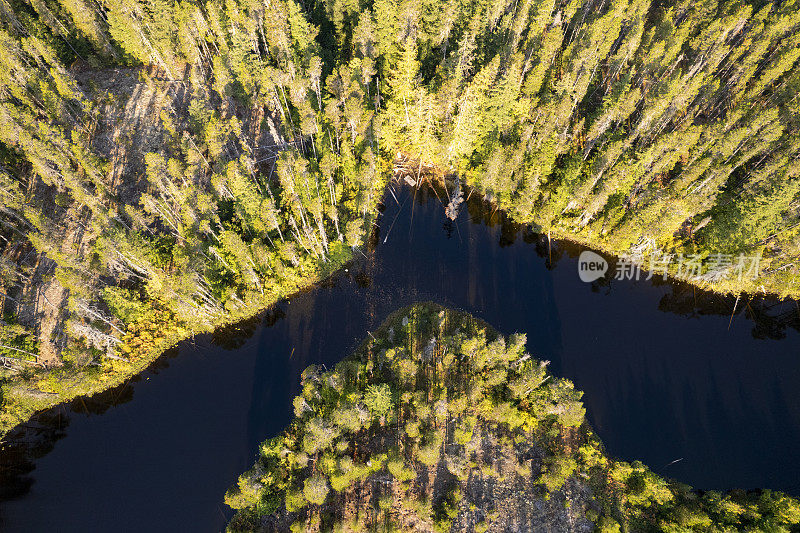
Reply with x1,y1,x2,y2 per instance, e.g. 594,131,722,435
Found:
225,304,800,532
1,0,800,437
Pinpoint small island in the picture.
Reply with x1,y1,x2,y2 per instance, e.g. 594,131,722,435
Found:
226,304,800,532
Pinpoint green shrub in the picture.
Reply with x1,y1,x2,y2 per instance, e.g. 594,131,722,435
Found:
303,474,330,506
363,383,393,418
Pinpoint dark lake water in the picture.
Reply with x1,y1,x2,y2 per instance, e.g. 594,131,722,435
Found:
2,183,800,532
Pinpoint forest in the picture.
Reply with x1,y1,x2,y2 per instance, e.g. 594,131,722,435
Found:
226,303,800,532
1,0,799,440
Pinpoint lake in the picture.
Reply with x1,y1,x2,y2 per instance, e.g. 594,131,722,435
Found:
2,182,799,531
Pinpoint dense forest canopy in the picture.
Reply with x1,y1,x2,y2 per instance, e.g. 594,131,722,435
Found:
0,0,799,431
226,304,800,532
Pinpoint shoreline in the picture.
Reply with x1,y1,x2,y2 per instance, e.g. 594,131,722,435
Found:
422,171,799,300
0,236,362,441
2,178,797,442
226,302,800,531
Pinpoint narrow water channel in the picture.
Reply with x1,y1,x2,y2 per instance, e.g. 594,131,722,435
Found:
2,183,799,532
